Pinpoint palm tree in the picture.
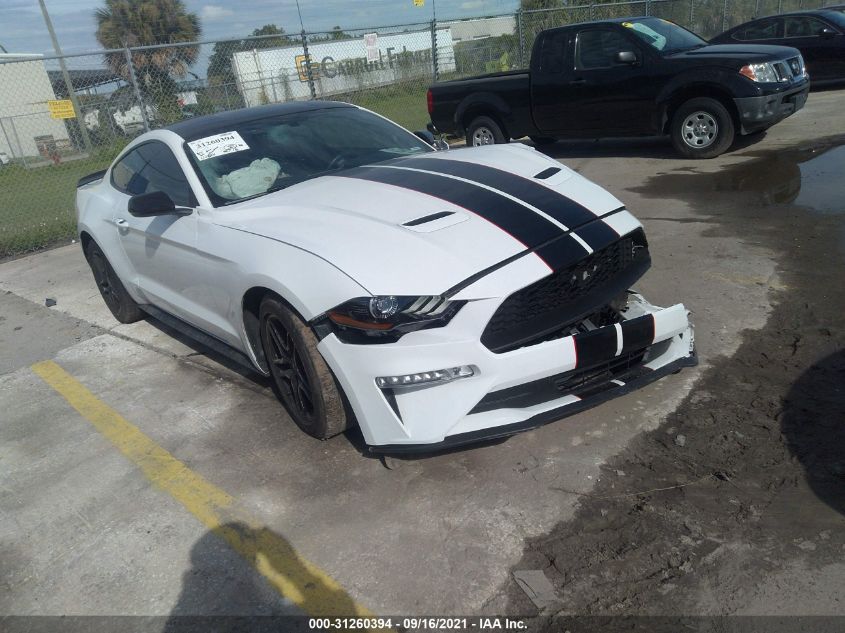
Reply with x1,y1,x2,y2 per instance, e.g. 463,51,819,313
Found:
95,0,202,123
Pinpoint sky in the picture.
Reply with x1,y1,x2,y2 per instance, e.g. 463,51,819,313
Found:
0,0,519,58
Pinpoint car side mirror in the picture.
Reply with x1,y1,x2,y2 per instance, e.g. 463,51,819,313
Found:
615,50,639,65
820,27,837,39
415,128,449,151
128,191,191,217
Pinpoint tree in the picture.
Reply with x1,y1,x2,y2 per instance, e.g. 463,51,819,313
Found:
95,0,201,123
207,24,291,87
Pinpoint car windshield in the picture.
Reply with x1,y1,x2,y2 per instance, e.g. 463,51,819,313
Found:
622,17,708,53
184,106,432,207
824,10,845,27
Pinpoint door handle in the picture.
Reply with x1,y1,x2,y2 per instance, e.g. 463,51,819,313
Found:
113,218,128,228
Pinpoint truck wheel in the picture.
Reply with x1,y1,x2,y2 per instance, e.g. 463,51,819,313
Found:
84,240,143,324
466,116,507,146
671,98,735,159
259,295,350,440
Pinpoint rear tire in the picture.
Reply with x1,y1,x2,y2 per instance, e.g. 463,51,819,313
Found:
670,97,735,159
466,116,507,146
259,296,350,439
84,240,143,324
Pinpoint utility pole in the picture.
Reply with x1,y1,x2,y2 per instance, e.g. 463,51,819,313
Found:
38,0,92,153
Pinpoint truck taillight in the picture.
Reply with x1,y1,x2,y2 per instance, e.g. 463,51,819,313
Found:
426,89,433,114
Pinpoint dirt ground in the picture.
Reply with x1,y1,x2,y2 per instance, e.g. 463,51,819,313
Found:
505,136,845,629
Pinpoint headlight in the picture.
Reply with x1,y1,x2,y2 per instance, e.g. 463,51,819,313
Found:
320,295,466,343
739,62,779,83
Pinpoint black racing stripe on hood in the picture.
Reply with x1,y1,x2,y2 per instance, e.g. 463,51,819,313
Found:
391,157,619,248
339,165,564,250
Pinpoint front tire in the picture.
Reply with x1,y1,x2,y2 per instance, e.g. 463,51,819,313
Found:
259,296,350,439
466,115,507,146
670,97,735,159
84,240,143,323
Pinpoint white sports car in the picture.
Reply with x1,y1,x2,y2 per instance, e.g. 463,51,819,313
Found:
76,101,696,451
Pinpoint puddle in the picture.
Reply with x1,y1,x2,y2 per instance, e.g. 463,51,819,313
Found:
638,137,845,215
793,145,845,215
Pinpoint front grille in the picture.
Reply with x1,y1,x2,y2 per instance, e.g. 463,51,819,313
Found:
775,57,803,82
481,229,650,353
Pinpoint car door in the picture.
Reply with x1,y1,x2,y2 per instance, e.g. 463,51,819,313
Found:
783,15,843,81
557,27,655,135
109,141,201,322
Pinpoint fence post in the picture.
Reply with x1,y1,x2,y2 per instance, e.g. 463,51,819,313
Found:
124,47,151,132
300,30,317,100
722,0,728,33
517,8,525,69
9,118,29,168
778,0,783,12
689,0,695,29
590,2,595,21
430,19,439,82
755,0,761,16
37,0,92,154
645,0,651,16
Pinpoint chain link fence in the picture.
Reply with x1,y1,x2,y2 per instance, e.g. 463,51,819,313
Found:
0,0,838,257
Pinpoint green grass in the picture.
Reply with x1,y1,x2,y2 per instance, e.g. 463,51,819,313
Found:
336,81,431,133
0,140,127,258
0,84,432,258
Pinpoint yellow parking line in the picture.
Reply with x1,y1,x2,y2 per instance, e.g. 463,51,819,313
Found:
32,360,372,617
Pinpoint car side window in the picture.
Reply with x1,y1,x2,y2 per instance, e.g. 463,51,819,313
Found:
734,19,782,40
574,29,634,70
537,30,569,74
785,16,831,37
111,141,195,207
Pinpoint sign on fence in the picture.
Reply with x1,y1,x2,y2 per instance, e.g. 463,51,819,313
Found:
47,99,75,119
364,33,379,63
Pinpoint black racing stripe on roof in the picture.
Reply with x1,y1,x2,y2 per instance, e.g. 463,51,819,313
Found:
393,157,598,230
166,101,354,141
339,165,565,252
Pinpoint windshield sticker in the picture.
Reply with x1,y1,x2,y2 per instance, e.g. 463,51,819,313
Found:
188,131,249,161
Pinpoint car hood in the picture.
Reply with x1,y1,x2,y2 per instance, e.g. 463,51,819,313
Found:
212,145,625,297
668,43,800,63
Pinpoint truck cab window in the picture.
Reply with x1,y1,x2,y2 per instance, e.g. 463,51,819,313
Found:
575,30,632,70
537,31,568,73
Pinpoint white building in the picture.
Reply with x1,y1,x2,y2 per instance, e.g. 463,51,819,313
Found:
232,29,456,107
443,16,517,42
0,54,71,160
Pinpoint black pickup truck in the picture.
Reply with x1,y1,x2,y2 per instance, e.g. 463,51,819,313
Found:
428,17,810,158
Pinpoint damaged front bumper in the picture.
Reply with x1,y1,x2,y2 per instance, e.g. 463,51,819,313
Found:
319,292,696,452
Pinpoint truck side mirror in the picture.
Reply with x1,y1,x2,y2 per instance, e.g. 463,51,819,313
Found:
615,50,639,65
416,128,449,151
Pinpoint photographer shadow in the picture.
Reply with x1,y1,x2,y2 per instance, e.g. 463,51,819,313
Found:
161,522,363,633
